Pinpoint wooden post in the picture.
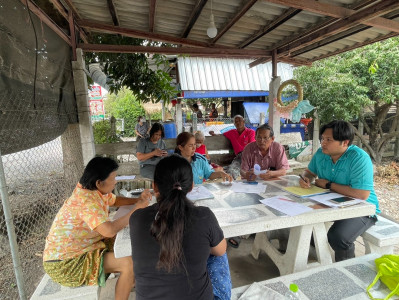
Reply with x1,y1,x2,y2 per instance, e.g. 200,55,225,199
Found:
223,98,228,117
72,48,96,165
358,110,364,148
192,112,198,133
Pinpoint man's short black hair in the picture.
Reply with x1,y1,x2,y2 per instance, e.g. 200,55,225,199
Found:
320,120,354,145
256,124,274,137
193,103,199,109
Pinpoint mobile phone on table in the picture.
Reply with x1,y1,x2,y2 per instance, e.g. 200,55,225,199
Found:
329,196,354,204
245,181,258,185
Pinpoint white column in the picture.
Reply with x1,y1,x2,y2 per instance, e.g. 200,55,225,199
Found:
160,100,166,122
176,101,183,134
269,76,281,139
72,48,95,166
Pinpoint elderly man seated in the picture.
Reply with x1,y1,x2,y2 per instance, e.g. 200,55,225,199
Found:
209,115,256,178
240,123,289,180
229,124,290,248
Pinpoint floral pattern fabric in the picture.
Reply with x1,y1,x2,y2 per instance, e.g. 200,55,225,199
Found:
43,183,116,261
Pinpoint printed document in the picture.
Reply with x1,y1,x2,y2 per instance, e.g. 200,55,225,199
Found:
115,175,136,181
230,181,266,194
187,185,215,201
260,196,313,216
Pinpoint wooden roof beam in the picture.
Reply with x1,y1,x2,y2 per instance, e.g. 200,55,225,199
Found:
265,0,399,33
19,0,71,46
107,0,120,27
47,0,88,43
78,19,231,48
313,31,399,62
181,0,208,38
77,43,271,57
149,0,157,32
62,0,82,20
211,0,258,44
291,9,399,57
239,8,301,48
249,0,385,68
277,0,399,56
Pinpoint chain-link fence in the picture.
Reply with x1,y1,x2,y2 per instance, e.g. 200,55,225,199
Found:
185,116,248,136
0,130,83,299
1,1,82,298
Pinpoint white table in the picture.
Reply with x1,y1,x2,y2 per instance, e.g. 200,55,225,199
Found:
113,175,376,275
232,253,386,300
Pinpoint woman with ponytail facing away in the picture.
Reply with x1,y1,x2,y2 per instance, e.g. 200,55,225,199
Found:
129,155,231,300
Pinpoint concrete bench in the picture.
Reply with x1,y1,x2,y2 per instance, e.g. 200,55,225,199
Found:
232,253,386,300
30,274,101,300
361,215,399,255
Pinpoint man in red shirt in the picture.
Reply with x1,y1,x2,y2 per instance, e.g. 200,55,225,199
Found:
209,115,255,155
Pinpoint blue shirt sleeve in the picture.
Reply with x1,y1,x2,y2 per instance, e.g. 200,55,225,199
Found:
201,156,214,180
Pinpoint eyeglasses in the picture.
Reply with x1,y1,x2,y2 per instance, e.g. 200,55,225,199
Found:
256,136,272,141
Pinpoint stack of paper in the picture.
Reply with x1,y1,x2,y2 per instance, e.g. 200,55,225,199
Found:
187,185,215,201
260,196,313,216
309,192,363,208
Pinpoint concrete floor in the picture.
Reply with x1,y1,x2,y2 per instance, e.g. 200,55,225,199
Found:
99,235,368,300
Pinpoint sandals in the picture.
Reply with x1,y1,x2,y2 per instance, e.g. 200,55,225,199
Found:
228,236,241,248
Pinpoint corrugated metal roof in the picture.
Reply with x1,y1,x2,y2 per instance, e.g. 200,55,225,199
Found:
178,57,293,91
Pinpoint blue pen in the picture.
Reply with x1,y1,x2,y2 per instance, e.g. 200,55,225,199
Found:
244,181,258,185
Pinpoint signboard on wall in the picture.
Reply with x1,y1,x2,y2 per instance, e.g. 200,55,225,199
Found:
89,85,105,120
89,99,105,120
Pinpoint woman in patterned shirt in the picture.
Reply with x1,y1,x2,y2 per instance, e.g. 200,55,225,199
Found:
43,157,151,300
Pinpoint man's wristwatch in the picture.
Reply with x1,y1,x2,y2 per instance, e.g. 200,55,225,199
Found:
325,181,332,189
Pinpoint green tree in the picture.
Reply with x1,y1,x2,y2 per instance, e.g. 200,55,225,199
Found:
294,38,399,164
85,34,177,103
105,88,146,137
92,120,121,144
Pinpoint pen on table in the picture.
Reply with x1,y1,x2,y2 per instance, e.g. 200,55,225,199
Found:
299,174,310,187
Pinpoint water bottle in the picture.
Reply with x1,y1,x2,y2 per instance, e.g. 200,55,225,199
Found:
284,284,300,299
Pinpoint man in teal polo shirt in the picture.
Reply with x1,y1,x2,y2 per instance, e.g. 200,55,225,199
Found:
299,120,379,262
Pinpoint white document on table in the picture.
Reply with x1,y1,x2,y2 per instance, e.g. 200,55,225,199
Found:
230,181,266,194
309,192,363,208
187,185,214,201
115,175,136,181
260,196,313,216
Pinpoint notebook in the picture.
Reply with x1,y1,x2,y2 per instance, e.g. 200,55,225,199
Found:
283,185,329,197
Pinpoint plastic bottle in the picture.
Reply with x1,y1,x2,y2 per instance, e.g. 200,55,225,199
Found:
284,284,300,299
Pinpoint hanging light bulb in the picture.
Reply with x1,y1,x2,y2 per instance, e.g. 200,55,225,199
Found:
207,14,217,38
207,0,217,38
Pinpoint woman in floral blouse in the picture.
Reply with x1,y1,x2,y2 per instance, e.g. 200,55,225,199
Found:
43,157,150,300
